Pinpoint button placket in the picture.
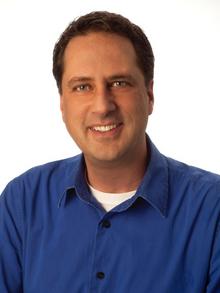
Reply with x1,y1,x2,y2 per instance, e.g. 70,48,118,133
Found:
94,220,111,283
90,217,114,291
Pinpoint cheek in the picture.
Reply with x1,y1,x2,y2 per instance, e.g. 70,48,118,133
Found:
62,104,72,125
60,100,74,128
133,96,149,116
117,95,147,123
63,104,89,134
61,99,77,118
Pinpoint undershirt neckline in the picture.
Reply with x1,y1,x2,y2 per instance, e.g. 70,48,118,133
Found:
89,184,136,211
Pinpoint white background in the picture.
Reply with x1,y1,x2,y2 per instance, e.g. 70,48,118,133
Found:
0,0,220,193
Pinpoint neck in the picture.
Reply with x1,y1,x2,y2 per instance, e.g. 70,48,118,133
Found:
85,146,148,193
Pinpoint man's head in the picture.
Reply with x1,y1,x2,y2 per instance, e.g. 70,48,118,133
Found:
53,11,154,94
53,11,154,169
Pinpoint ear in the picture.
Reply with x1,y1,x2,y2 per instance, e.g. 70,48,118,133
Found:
147,79,154,115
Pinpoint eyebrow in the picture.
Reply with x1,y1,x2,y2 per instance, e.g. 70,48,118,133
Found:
107,74,136,83
67,74,136,87
67,77,93,88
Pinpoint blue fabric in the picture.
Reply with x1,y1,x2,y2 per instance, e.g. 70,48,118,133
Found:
1,137,220,292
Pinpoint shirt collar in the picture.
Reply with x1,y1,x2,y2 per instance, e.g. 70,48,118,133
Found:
58,135,169,218
57,154,89,207
136,136,169,218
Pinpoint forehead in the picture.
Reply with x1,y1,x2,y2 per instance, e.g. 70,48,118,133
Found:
63,32,138,67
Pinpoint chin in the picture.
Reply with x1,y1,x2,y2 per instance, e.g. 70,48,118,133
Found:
85,149,124,165
82,140,131,164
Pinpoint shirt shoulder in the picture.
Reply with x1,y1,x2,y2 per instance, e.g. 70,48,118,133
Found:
165,156,220,203
167,156,220,184
0,154,82,204
20,154,81,180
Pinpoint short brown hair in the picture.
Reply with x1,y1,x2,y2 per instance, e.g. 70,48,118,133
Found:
52,11,154,94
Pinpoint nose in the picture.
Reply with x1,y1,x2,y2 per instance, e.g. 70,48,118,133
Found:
91,85,117,115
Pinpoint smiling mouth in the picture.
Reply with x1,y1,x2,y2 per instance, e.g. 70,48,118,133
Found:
90,123,122,133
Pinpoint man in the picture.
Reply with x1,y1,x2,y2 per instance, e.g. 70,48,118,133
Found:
0,11,219,293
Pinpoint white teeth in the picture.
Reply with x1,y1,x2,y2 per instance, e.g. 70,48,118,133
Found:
92,124,117,132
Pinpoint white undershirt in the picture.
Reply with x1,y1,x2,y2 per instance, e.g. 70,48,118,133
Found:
89,185,136,212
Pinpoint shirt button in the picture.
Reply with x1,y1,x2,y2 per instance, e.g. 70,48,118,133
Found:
96,271,105,279
102,220,111,228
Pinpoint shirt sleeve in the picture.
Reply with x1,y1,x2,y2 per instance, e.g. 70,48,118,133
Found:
206,192,220,292
0,180,23,293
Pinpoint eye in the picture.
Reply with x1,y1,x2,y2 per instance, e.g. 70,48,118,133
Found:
111,80,129,88
73,84,91,92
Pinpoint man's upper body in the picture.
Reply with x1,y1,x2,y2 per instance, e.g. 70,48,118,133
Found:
1,11,220,292
1,137,220,292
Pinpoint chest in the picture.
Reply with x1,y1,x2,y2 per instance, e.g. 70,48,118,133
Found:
22,198,210,292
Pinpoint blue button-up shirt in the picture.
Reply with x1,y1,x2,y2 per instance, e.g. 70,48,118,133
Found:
1,137,220,292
